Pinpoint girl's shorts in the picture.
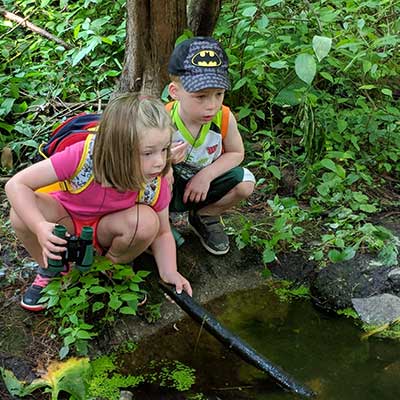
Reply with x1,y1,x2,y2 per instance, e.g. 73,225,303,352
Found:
72,216,105,255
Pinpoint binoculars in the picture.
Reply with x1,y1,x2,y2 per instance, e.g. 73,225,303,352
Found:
47,224,94,273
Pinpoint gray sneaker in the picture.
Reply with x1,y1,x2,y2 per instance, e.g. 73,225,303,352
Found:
188,212,229,255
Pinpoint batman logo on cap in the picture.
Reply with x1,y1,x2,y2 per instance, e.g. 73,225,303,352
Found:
191,50,222,67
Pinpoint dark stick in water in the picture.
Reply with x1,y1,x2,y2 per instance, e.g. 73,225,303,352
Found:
159,281,315,398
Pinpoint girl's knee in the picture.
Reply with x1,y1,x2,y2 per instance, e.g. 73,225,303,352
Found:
9,208,26,232
136,206,160,240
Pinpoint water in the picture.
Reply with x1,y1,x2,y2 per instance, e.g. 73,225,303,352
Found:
123,286,400,399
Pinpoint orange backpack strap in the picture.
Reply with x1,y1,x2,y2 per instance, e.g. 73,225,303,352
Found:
220,105,230,140
165,101,175,113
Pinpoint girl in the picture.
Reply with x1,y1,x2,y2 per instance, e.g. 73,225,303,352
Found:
5,93,192,311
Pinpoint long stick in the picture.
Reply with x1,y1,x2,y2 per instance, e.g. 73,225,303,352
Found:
0,8,72,49
159,281,314,398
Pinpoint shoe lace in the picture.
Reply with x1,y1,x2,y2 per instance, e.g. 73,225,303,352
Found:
32,274,51,288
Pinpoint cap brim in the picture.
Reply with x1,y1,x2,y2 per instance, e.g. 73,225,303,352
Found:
180,73,230,93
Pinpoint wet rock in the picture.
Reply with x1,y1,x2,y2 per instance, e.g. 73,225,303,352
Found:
388,268,400,286
310,254,397,311
352,294,400,325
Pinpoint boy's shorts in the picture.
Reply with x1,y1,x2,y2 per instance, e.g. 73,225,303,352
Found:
170,166,255,212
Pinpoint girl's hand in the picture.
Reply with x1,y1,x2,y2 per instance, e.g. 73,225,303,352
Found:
171,141,189,164
35,221,67,268
161,270,192,296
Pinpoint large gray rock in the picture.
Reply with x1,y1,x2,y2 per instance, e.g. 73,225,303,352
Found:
352,294,400,325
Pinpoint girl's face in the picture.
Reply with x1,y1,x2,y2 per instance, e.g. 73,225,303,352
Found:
139,127,171,180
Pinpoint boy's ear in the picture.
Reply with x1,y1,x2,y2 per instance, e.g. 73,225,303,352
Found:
168,82,179,99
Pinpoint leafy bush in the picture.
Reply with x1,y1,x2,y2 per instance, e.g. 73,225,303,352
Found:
41,257,150,359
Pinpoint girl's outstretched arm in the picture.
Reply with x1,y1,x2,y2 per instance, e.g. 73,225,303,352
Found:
151,208,192,296
5,159,67,265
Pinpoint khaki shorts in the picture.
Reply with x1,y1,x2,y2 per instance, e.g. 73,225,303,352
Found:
170,166,254,212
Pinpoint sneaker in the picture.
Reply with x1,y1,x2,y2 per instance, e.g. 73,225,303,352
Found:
20,273,51,312
188,212,230,255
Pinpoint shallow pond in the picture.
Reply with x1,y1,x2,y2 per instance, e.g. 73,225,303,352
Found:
122,286,400,399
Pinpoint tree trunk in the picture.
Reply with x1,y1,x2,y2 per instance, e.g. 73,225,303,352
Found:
188,0,221,36
118,0,187,96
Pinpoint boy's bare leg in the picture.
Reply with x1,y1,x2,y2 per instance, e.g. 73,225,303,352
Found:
10,192,73,267
197,181,254,216
97,204,159,264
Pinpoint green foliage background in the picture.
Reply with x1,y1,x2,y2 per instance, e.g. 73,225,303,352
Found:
1,0,399,265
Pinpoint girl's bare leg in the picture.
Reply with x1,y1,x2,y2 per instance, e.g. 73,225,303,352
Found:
97,204,159,264
10,192,73,267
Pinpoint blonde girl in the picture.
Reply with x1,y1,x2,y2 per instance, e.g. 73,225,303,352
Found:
6,93,192,311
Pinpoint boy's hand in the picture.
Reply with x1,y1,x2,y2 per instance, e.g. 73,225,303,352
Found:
161,270,193,296
171,141,189,164
183,170,211,203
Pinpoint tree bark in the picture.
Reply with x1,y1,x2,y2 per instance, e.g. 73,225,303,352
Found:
187,0,221,36
118,0,186,96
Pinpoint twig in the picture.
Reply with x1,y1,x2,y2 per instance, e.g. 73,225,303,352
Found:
0,7,72,49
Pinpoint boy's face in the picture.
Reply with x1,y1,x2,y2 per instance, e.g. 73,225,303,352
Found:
169,82,225,125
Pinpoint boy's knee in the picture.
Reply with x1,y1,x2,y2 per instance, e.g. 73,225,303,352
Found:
235,181,254,200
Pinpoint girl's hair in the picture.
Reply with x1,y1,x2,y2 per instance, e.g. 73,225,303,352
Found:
93,93,172,192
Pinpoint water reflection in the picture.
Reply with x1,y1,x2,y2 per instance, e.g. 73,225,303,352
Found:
124,286,400,399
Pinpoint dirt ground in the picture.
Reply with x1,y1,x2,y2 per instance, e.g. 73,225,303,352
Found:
0,183,268,399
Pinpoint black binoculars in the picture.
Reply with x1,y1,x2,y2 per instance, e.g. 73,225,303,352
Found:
47,224,94,273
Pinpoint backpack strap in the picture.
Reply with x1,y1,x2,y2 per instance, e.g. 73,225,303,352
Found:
62,134,95,194
138,176,162,206
220,105,230,140
165,101,175,113
166,101,230,139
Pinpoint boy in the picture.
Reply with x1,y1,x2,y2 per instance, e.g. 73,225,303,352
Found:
167,36,255,256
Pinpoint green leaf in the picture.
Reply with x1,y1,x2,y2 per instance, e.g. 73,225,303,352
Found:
120,306,137,315
76,330,93,339
262,248,276,263
89,286,109,294
328,249,342,262
42,358,91,400
320,158,336,172
359,204,377,213
381,88,392,97
320,71,334,82
92,301,105,312
0,98,15,116
64,335,76,346
270,61,288,69
295,54,316,85
265,0,282,5
268,165,281,179
109,296,123,310
242,6,257,17
0,368,47,396
312,35,332,62
359,85,376,90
